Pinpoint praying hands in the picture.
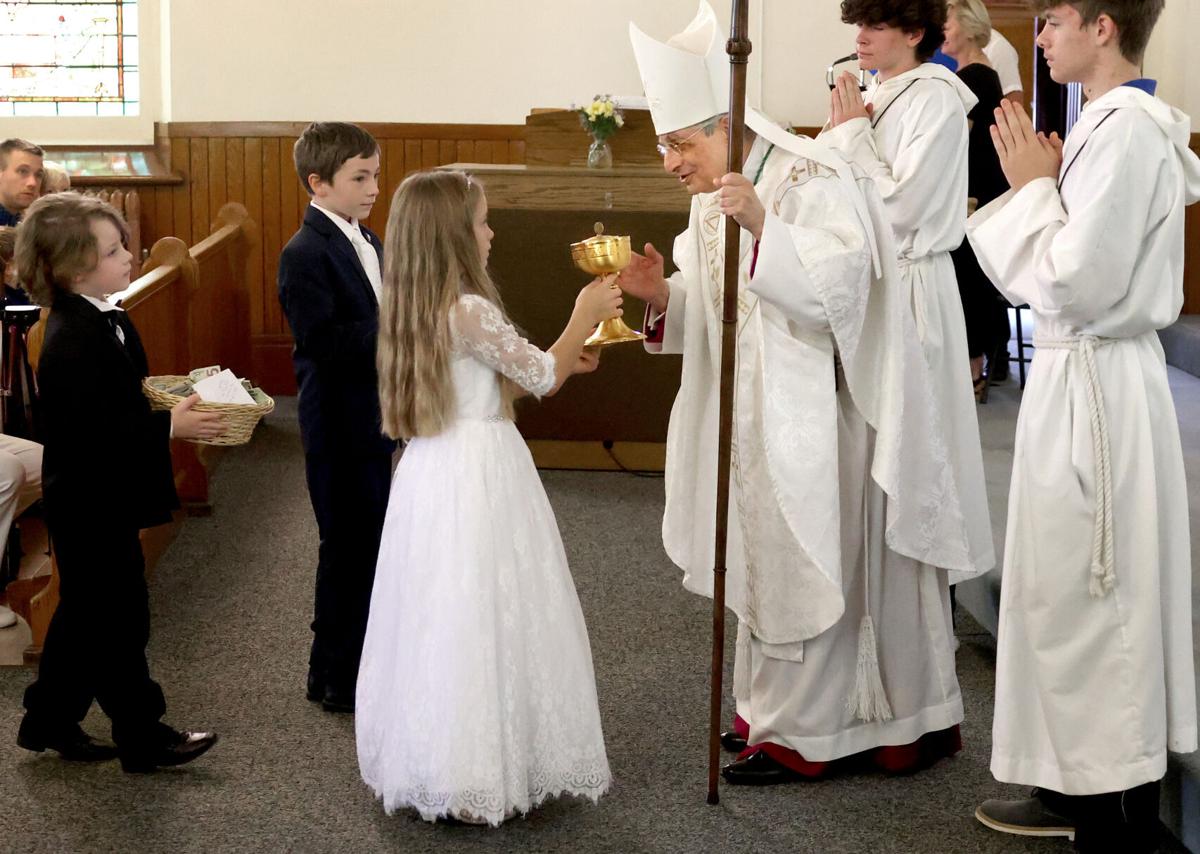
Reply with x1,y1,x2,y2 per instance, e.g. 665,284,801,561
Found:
990,99,1063,192
829,71,873,128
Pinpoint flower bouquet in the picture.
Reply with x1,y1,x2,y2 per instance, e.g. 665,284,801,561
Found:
577,95,625,169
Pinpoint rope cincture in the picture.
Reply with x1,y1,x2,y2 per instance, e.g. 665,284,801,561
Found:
847,399,893,724
1033,333,1116,597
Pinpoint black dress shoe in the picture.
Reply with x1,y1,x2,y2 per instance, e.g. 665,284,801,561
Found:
306,673,324,703
119,728,218,773
721,749,805,786
720,730,747,753
17,718,118,762
321,688,355,714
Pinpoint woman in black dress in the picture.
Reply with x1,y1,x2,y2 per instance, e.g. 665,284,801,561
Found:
944,0,1011,397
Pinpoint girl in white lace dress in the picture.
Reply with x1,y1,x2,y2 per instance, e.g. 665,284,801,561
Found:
356,170,619,826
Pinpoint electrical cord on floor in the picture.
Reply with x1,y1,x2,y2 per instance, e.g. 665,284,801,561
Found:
602,440,664,478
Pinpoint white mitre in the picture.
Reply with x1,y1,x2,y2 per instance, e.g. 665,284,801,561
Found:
629,1,729,135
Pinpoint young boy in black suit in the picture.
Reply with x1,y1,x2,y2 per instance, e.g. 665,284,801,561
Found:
14,193,223,772
278,123,396,713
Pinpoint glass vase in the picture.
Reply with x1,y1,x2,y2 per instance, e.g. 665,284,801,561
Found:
587,137,613,169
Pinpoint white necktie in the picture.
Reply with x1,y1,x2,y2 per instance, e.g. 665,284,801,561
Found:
349,226,382,302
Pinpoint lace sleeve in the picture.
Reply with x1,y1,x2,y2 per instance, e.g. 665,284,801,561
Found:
450,295,557,397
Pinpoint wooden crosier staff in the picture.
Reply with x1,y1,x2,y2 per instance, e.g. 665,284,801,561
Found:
707,0,752,806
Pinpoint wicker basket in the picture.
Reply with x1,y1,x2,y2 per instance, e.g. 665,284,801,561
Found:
143,375,275,446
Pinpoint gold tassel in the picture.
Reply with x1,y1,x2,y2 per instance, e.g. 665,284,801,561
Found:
846,615,893,723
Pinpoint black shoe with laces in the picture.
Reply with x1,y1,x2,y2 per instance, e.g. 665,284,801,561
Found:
17,717,118,762
118,725,218,773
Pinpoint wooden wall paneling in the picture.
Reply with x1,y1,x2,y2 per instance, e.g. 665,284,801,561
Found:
379,138,391,198
365,140,387,237
261,137,283,335
278,140,300,297
225,138,245,207
242,138,265,344
509,140,526,164
189,139,210,247
405,140,421,177
151,187,174,267
456,140,475,165
171,138,192,246
474,140,494,164
207,138,227,235
290,139,308,242
421,139,439,169
386,139,405,198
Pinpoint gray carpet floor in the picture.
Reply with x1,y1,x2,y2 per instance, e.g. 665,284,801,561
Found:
0,394,1184,854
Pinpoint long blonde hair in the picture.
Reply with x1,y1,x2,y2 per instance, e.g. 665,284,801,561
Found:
377,170,509,439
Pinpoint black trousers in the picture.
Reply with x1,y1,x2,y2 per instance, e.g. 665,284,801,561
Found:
23,521,167,750
303,450,392,695
952,241,1010,362
1039,781,1161,854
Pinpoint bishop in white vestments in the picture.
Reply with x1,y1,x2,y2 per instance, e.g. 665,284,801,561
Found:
623,2,989,784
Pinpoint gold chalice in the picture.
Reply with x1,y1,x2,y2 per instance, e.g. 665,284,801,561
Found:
570,222,647,347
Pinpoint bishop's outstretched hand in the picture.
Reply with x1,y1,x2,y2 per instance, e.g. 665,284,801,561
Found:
618,243,669,315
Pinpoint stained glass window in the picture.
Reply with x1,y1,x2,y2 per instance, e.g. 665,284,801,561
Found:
0,0,139,117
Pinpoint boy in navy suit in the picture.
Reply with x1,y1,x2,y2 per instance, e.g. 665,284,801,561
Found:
278,123,396,713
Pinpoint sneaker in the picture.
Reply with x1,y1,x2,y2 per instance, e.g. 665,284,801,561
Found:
0,604,16,629
976,794,1076,840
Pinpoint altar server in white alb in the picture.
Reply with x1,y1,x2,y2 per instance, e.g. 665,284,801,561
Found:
621,1,989,786
821,0,994,585
967,2,1198,851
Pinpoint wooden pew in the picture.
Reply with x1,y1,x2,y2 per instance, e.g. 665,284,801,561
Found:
4,202,257,662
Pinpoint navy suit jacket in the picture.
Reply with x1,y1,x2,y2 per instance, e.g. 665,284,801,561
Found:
278,205,396,457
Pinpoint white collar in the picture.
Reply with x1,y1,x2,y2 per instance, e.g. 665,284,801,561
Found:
310,200,365,243
80,293,122,313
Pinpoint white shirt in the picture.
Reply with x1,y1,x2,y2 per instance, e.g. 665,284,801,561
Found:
82,293,174,436
983,30,1023,96
310,201,382,302
82,293,124,344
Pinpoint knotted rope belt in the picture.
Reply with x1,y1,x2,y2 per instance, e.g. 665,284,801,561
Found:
1032,334,1117,597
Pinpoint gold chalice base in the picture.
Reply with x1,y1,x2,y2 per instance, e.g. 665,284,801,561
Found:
569,234,647,347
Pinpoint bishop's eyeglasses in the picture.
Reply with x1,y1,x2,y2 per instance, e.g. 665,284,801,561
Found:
655,122,709,158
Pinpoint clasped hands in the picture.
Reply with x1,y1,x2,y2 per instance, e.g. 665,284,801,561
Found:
990,99,1063,191
829,71,873,128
